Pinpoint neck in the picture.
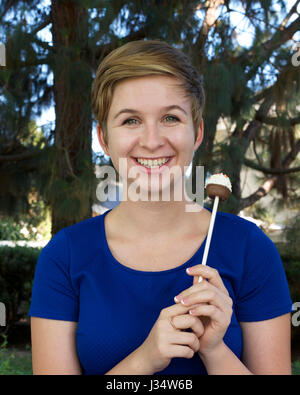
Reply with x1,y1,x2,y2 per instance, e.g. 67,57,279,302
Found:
113,196,202,238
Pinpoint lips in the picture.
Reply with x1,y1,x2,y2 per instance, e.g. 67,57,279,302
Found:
131,156,174,173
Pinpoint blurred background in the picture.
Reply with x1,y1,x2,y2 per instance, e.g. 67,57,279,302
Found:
0,0,299,374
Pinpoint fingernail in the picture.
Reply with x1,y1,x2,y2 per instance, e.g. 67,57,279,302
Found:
174,296,179,303
186,267,191,274
189,309,195,315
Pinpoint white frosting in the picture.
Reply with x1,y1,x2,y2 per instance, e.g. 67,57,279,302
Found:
205,173,232,192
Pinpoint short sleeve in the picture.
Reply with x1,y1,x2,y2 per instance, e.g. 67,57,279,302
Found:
235,224,292,322
28,229,79,322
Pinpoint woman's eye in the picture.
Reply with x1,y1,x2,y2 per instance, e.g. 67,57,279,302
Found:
122,116,179,125
123,118,139,125
165,115,179,123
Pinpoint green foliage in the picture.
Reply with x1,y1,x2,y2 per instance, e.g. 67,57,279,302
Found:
282,259,300,304
292,360,300,375
276,224,300,341
0,246,41,334
0,196,51,241
0,217,27,241
276,218,300,303
0,348,32,375
285,215,300,257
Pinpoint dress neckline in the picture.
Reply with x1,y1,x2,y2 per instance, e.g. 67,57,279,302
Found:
100,208,210,276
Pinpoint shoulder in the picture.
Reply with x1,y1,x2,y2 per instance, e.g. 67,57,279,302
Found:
36,212,110,284
216,210,256,229
212,209,274,256
214,209,259,239
62,214,103,240
215,211,282,277
219,211,277,250
43,212,107,260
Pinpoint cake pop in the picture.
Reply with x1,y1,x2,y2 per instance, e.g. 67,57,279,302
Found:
198,173,232,282
205,173,232,201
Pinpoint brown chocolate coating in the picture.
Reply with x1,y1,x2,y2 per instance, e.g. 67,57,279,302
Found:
206,184,231,201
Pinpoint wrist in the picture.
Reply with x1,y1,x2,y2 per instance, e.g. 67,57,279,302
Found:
105,345,155,375
131,345,156,375
198,341,227,364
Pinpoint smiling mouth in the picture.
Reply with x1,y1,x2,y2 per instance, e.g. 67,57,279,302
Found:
132,157,173,169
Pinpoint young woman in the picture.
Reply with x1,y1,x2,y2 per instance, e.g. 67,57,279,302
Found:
29,40,292,375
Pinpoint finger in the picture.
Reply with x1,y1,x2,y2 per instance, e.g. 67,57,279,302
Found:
182,290,232,316
174,281,206,303
178,284,233,313
181,289,221,307
189,303,227,327
166,345,195,360
186,265,229,295
172,314,204,338
175,280,231,307
170,331,200,352
159,302,191,319
186,265,226,293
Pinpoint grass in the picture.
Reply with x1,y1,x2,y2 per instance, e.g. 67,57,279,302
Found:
292,360,300,375
0,347,300,375
0,348,32,375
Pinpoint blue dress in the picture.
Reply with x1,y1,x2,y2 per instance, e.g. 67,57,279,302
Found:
28,208,292,374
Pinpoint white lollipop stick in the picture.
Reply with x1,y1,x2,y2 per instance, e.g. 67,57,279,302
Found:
198,195,219,283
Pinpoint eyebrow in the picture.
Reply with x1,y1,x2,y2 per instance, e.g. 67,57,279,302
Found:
113,105,188,120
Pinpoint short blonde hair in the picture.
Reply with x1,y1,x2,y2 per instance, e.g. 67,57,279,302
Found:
91,39,205,146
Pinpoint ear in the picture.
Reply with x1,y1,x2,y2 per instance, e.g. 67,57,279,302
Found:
97,123,110,156
193,119,204,151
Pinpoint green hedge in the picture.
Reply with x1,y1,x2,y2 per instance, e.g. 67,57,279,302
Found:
0,246,41,334
277,243,300,301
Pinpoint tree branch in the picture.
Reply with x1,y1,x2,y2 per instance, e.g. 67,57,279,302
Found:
92,28,147,68
239,177,277,209
193,0,225,54
239,138,300,209
0,151,41,162
244,158,300,175
255,114,300,127
262,16,300,53
238,15,300,81
279,0,300,29
0,0,17,21
232,95,274,141
31,15,52,36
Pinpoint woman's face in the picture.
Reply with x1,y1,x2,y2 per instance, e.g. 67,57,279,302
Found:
97,75,203,199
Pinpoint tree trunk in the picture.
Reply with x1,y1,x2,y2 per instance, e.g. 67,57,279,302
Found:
50,0,93,235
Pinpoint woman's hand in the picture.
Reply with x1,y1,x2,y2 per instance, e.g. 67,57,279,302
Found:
138,302,204,374
174,265,233,359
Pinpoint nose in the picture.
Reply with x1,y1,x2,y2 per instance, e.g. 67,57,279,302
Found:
139,122,164,150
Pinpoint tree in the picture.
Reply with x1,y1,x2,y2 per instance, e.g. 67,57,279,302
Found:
189,0,300,213
49,0,94,233
0,0,299,235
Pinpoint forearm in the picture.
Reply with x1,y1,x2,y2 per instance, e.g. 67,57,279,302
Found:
105,346,154,375
199,342,253,375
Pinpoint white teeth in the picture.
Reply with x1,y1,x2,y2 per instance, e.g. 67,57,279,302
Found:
136,157,169,168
